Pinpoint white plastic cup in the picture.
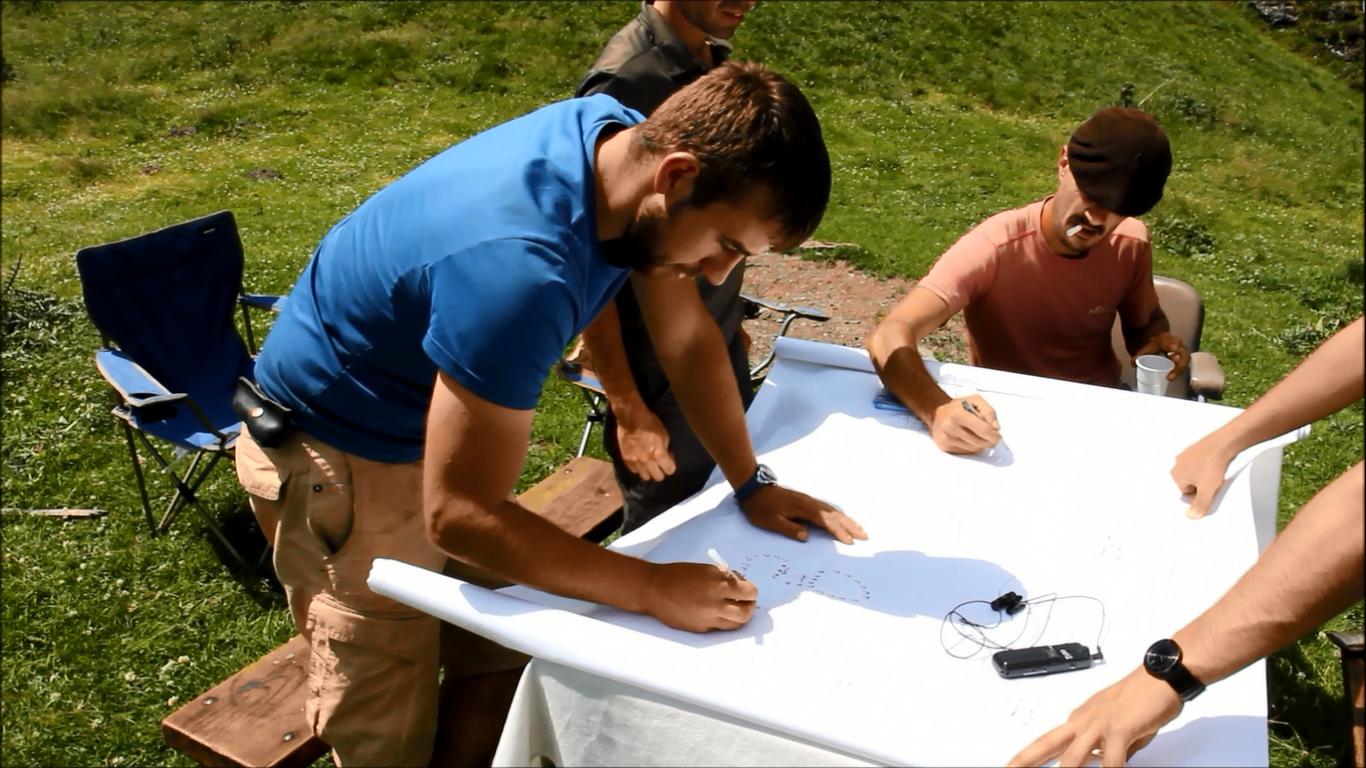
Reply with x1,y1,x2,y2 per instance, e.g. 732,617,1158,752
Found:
1135,354,1175,396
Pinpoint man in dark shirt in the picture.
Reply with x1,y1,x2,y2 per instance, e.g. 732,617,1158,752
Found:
574,0,759,534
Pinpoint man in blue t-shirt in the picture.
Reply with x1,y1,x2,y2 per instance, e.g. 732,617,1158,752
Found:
235,61,865,767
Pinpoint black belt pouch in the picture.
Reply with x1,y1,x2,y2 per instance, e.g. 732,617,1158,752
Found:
232,377,294,449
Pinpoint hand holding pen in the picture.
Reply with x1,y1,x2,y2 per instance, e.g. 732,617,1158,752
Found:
929,393,1001,455
643,554,757,633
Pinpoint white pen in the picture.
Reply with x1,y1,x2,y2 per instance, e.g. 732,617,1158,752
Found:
706,547,736,578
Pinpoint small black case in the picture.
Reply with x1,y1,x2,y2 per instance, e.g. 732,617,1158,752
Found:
231,377,294,449
993,643,1097,679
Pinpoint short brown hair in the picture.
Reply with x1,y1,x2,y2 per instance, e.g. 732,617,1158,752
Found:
637,61,831,251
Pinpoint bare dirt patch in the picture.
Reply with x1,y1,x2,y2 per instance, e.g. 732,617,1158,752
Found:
740,248,969,368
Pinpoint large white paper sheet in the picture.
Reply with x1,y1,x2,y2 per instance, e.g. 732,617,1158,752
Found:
370,341,1297,766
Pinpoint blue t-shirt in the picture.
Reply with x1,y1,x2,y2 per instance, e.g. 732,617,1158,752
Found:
254,95,640,463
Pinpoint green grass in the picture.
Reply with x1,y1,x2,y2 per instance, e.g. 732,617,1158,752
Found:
2,1,1362,765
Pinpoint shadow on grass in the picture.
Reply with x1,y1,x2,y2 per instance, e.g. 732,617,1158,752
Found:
1268,640,1351,768
201,501,287,611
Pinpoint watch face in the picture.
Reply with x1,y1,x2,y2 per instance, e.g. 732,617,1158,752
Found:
756,464,778,484
1145,639,1181,676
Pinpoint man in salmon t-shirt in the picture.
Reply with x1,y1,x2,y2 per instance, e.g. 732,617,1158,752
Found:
865,106,1190,454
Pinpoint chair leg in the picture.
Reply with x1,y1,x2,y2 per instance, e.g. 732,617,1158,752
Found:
575,417,595,459
255,545,273,572
130,433,246,565
156,450,212,534
120,419,159,535
575,389,606,459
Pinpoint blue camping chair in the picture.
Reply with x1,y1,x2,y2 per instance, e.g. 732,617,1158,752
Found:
76,210,281,564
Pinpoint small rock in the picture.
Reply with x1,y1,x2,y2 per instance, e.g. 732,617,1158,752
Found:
1248,0,1299,27
164,126,196,137
1324,1,1358,22
244,167,283,180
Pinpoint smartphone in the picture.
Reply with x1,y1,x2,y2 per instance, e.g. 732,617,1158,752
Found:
992,643,1098,679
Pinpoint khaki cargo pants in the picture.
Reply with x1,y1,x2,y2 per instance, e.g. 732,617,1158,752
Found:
235,429,527,767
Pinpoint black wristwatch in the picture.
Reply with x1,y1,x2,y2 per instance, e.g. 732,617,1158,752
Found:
734,463,778,505
1143,639,1206,702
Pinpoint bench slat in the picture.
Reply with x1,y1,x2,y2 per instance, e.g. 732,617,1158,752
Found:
161,634,326,767
518,455,623,541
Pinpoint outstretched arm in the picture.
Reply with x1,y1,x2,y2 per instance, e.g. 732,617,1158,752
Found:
422,370,756,632
1009,458,1365,768
632,270,866,544
1174,315,1364,516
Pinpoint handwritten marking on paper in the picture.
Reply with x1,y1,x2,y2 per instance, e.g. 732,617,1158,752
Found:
1009,698,1036,729
735,554,872,604
1099,536,1122,561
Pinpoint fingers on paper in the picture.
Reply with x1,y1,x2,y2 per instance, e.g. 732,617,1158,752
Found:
1058,731,1106,768
808,509,855,545
1006,723,1075,768
837,510,868,540
790,500,865,544
746,508,810,542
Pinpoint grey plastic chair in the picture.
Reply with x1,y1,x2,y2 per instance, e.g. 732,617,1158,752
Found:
1110,274,1225,401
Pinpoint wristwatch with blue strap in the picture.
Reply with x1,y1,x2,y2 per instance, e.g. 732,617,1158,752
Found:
734,463,778,505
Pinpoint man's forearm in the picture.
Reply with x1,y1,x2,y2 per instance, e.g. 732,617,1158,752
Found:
660,323,757,489
430,495,654,614
1210,316,1364,456
579,300,650,415
1123,306,1171,357
1173,460,1365,686
867,321,951,427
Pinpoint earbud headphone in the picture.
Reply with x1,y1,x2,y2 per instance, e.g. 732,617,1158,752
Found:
940,590,1108,660
989,590,1027,615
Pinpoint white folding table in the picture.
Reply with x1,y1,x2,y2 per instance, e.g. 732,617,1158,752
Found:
371,339,1300,767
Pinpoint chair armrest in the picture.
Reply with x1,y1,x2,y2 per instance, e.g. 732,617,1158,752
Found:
555,360,606,396
739,293,830,322
1190,351,1224,401
94,348,223,436
1328,629,1366,656
240,293,285,312
95,347,177,406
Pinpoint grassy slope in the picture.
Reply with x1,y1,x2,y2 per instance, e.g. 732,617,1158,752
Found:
1,1,1361,765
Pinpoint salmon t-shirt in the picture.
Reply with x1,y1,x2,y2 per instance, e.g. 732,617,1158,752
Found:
917,198,1157,387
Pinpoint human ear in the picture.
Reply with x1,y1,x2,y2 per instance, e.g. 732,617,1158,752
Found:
652,151,700,199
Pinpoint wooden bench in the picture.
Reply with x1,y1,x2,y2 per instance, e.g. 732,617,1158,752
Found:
1329,629,1366,768
162,456,623,767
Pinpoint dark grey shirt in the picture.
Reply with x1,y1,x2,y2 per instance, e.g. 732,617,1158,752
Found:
574,1,748,405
